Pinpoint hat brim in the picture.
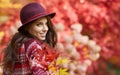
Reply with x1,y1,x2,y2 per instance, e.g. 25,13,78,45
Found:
18,12,56,32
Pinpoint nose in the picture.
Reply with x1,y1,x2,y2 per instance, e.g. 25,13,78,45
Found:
42,24,48,31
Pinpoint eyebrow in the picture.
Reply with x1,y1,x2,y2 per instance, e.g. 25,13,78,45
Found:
36,20,47,23
36,22,43,24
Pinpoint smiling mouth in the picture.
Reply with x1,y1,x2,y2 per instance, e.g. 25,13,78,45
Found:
40,33,46,37
41,35,45,37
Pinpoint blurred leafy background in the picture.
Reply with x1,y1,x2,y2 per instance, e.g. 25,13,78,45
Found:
0,0,120,75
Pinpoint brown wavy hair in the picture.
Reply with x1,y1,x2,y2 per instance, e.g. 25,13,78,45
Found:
1,16,57,73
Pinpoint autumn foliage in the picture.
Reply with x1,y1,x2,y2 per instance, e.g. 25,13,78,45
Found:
0,0,120,75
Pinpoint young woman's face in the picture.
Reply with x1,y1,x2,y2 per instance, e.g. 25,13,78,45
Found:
28,17,49,41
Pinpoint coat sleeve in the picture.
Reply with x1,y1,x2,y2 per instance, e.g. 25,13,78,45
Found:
25,40,50,75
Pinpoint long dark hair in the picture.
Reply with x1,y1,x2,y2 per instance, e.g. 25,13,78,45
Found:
46,16,57,47
2,16,57,73
2,32,30,73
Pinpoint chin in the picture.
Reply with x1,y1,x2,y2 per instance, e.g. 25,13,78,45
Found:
38,38,46,41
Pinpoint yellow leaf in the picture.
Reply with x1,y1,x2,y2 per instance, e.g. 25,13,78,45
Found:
48,62,57,72
56,57,70,65
1,0,11,3
0,32,4,37
0,0,22,8
59,68,69,75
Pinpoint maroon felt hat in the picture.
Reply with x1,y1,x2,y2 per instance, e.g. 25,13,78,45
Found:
18,2,56,31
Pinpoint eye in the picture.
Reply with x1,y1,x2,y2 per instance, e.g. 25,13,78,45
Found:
36,23,42,27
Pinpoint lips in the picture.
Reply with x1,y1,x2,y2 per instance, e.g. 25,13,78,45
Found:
39,33,47,37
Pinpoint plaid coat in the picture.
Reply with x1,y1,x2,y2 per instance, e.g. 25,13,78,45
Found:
3,38,55,75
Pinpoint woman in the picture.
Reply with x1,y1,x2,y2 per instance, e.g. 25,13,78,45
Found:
2,2,57,75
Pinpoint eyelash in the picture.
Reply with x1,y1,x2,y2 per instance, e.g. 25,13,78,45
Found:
36,24,41,26
36,23,48,26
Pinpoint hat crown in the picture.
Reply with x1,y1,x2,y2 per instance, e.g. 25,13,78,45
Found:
20,2,45,24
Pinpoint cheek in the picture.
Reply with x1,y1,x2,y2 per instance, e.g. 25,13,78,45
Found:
47,27,49,31
45,27,49,33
